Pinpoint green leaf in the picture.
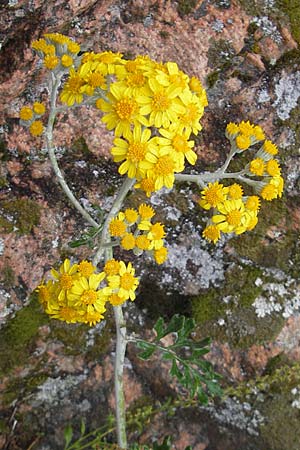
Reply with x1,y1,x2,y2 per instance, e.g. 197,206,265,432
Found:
80,418,86,436
136,341,156,360
63,424,73,449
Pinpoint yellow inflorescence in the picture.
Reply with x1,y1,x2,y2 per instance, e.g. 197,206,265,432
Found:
108,205,168,264
37,258,139,325
201,121,283,244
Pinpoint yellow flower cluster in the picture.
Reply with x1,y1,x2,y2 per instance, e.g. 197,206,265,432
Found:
200,121,284,243
31,33,80,71
39,35,207,195
19,102,46,136
108,204,168,264
200,182,260,243
37,258,139,325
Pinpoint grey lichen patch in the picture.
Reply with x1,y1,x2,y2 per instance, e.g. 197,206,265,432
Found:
226,361,300,450
31,374,87,407
273,71,300,120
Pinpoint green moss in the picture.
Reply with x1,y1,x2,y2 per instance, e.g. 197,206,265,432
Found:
192,264,285,348
206,70,220,88
276,0,300,44
0,296,49,377
207,39,236,70
3,372,48,407
231,196,299,273
72,136,91,156
0,198,41,234
177,0,197,17
1,263,15,288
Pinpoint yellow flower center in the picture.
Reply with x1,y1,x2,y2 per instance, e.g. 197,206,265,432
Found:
121,233,136,250
236,134,251,150
81,289,98,305
136,235,151,250
60,274,74,290
78,261,95,277
127,72,145,87
205,185,224,207
226,209,242,226
152,92,170,111
67,75,84,93
60,307,77,321
109,294,125,306
138,204,155,219
170,73,186,88
155,155,175,175
228,184,243,199
203,225,220,243
261,184,277,200
115,98,138,120
44,55,59,70
104,259,121,275
88,72,105,87
250,158,265,176
246,196,260,211
120,273,135,290
127,142,147,162
263,140,278,155
109,219,127,237
172,135,188,152
99,53,116,64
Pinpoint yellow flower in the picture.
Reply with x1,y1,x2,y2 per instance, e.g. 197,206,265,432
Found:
266,159,281,177
135,234,151,250
245,196,260,212
121,233,136,250
260,183,278,201
263,140,278,155
111,125,156,178
78,260,96,277
157,128,196,166
19,106,33,121
107,261,139,301
226,122,239,137
51,258,79,301
156,62,189,92
84,310,105,326
138,78,185,128
236,134,251,151
147,222,166,250
60,68,84,106
154,247,168,264
104,259,121,276
67,41,81,54
249,158,265,176
177,88,206,135
138,203,155,220
228,183,243,200
33,102,46,115
29,120,44,136
68,273,107,314
253,125,265,141
140,147,179,190
134,176,156,197
61,54,74,67
124,208,139,224
109,212,127,237
202,224,221,244
212,199,247,234
199,182,228,210
97,84,148,139
44,55,59,70
108,293,127,306
238,120,254,136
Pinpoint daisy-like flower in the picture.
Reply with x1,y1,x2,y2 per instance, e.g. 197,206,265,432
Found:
104,259,121,276
155,62,189,93
228,183,244,200
157,128,196,166
78,260,96,277
138,203,155,220
199,181,228,210
266,159,281,177
29,120,44,136
147,222,166,250
138,78,185,129
51,259,79,302
236,134,251,151
97,84,148,139
140,147,180,190
68,273,108,314
176,88,206,135
108,293,127,306
107,261,139,301
212,199,248,234
44,55,60,70
245,195,261,212
134,176,157,197
37,280,58,308
226,122,239,139
121,232,136,250
202,224,221,244
19,106,33,121
60,68,85,106
135,234,151,251
33,102,46,115
111,125,156,178
109,212,127,237
124,208,139,224
249,158,265,176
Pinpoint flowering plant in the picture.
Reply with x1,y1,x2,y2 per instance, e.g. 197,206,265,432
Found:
19,33,283,448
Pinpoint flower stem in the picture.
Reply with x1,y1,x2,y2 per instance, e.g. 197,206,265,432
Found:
46,73,99,228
